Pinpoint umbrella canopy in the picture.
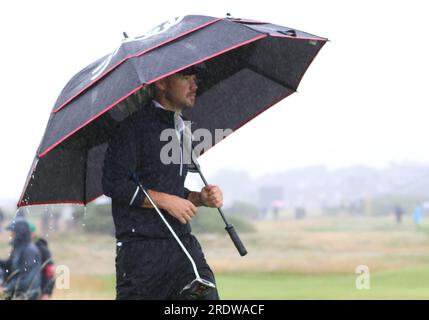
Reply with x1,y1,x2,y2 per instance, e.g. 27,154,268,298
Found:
18,15,327,207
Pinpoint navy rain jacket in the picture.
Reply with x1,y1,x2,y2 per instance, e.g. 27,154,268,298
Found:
102,101,195,241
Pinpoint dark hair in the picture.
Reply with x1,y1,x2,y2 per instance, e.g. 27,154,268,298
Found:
177,62,207,78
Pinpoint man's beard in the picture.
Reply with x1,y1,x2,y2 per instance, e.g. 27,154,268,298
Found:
166,92,195,111
181,98,195,110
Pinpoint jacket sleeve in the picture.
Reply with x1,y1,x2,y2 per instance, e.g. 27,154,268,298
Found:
102,123,146,207
4,247,40,298
183,188,192,200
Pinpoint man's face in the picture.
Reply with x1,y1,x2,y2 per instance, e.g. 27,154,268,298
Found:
163,73,198,110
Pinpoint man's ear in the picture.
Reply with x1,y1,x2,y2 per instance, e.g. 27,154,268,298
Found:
154,78,168,92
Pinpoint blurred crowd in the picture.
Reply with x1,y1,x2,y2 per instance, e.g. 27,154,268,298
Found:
0,209,55,300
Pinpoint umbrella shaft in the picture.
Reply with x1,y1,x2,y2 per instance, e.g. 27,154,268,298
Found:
193,164,229,226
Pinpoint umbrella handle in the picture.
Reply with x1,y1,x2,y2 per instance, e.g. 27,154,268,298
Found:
225,223,248,257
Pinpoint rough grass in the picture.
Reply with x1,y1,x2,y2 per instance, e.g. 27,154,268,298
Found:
1,214,429,299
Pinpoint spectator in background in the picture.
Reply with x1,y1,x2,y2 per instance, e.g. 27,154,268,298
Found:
28,222,56,299
413,204,423,226
271,200,285,220
295,206,306,220
393,205,405,224
0,218,41,299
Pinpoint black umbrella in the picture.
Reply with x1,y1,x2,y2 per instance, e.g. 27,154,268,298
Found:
18,14,327,207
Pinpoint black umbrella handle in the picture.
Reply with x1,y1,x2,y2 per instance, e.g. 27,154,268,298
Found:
225,223,248,256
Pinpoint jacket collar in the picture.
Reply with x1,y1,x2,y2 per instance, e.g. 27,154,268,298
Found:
148,100,175,126
148,100,192,124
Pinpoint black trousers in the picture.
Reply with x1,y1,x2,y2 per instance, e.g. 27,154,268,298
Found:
115,233,219,300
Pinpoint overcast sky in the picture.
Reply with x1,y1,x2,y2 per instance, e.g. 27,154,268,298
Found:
0,0,428,201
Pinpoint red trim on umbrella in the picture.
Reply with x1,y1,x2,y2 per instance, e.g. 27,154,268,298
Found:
39,84,145,157
234,92,295,135
39,34,268,158
17,193,105,208
53,18,223,114
19,200,85,207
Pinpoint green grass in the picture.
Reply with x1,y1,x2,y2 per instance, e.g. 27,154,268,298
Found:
216,267,429,299
56,266,429,300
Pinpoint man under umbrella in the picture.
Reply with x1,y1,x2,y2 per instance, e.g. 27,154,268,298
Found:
0,218,42,300
102,64,223,300
15,15,327,299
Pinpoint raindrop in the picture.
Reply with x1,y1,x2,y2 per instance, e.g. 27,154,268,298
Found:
82,223,86,227
132,228,135,233
117,242,122,247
